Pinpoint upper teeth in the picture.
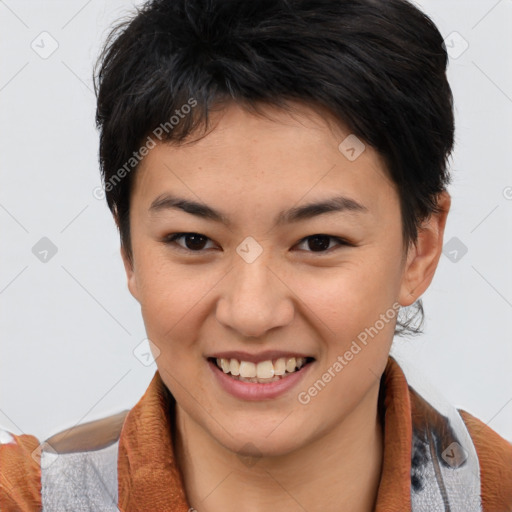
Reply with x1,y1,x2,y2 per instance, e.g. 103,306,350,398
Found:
216,357,307,379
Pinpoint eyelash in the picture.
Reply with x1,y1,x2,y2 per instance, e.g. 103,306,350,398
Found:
162,232,353,254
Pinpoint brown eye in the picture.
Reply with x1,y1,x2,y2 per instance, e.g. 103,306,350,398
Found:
164,233,215,251
306,235,331,252
296,235,350,253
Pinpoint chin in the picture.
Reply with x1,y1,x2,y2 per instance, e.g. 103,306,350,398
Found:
214,424,307,460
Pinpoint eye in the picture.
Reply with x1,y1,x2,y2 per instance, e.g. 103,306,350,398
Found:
163,232,352,254
163,232,217,252
295,234,351,253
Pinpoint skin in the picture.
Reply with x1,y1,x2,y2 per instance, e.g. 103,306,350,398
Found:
121,101,450,511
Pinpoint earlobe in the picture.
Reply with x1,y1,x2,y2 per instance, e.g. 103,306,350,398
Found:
398,191,451,306
120,244,139,302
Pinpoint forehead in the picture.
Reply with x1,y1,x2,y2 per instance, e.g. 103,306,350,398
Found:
131,101,397,219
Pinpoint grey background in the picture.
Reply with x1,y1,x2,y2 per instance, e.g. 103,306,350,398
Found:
1,0,511,442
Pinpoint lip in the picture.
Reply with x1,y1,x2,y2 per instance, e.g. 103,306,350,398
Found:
206,350,314,364
207,357,315,401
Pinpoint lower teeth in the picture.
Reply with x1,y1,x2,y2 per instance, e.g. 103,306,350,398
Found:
234,374,286,383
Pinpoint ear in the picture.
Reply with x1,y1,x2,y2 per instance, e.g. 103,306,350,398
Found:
398,190,451,307
120,243,140,303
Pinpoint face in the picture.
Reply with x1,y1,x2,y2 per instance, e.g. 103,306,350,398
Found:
122,101,449,457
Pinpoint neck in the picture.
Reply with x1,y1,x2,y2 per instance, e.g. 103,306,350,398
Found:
174,382,384,512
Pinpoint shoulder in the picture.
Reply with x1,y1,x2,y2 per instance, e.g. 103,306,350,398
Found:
458,408,512,512
0,410,129,511
0,428,41,511
44,409,128,454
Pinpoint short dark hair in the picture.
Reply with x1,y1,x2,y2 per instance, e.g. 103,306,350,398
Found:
94,0,455,336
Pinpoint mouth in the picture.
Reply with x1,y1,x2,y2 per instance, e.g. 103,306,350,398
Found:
207,356,315,384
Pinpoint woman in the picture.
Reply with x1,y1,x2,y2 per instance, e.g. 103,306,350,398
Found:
1,0,511,510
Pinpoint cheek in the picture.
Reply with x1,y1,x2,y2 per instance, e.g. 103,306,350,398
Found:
134,252,220,355
289,250,402,337
291,258,400,421
139,274,195,337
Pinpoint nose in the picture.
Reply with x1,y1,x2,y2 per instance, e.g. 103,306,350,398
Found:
215,258,294,339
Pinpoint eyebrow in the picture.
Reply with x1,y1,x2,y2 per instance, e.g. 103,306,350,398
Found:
149,193,368,227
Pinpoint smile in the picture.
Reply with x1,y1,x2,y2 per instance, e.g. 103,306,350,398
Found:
208,356,315,384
